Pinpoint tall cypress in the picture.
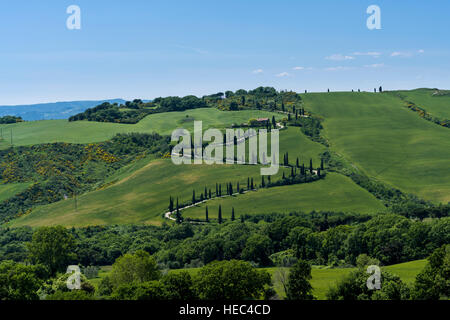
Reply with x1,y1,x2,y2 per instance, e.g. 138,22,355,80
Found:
205,206,209,222
218,205,223,224
321,158,324,170
231,207,235,221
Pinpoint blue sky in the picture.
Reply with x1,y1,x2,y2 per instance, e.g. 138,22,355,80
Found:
0,0,449,105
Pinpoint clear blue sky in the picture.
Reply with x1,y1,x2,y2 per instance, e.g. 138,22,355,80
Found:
1,0,449,105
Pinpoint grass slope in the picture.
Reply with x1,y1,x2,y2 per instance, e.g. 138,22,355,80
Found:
394,88,450,119
0,182,32,203
9,159,292,227
0,108,281,148
8,126,334,227
181,172,385,220
302,92,450,203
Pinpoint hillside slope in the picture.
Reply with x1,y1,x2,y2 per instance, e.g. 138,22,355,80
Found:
0,108,280,149
302,92,450,203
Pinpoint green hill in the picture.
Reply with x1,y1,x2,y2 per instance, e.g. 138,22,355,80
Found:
0,108,281,149
393,88,450,119
302,92,450,203
181,172,385,220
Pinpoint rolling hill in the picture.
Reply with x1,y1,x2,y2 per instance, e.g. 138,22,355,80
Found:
301,92,450,203
0,108,281,149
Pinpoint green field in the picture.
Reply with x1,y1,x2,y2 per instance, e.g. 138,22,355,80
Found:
393,88,450,119
302,92,450,203
9,159,293,227
181,172,385,220
91,259,425,300
0,182,32,202
8,125,333,227
0,108,281,148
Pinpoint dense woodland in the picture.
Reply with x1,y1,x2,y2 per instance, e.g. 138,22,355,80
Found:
0,213,448,300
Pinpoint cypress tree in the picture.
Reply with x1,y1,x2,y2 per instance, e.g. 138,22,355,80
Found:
219,184,222,196
291,166,294,177
309,159,313,174
231,207,235,221
205,206,209,222
237,182,240,193
218,205,223,224
216,183,218,197
229,183,233,195
296,157,299,168
251,178,254,189
247,177,250,189
321,158,324,170
169,196,174,213
176,198,182,224
261,176,265,187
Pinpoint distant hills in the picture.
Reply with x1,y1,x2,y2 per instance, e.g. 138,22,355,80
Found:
0,99,126,121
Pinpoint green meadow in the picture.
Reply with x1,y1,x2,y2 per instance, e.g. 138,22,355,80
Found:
0,108,281,148
181,172,385,220
393,88,450,119
302,92,450,203
9,159,292,227
0,182,32,203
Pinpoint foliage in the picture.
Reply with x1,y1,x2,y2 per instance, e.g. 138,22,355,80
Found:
412,244,449,300
110,250,160,288
0,116,23,124
69,95,208,124
0,260,43,300
194,260,271,300
285,260,314,300
27,226,76,276
326,268,410,300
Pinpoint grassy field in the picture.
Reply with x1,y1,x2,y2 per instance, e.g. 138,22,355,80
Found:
90,259,425,300
9,165,386,228
8,125,334,227
393,88,450,119
0,108,281,148
301,92,450,203
9,159,293,227
0,182,32,202
182,172,385,220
